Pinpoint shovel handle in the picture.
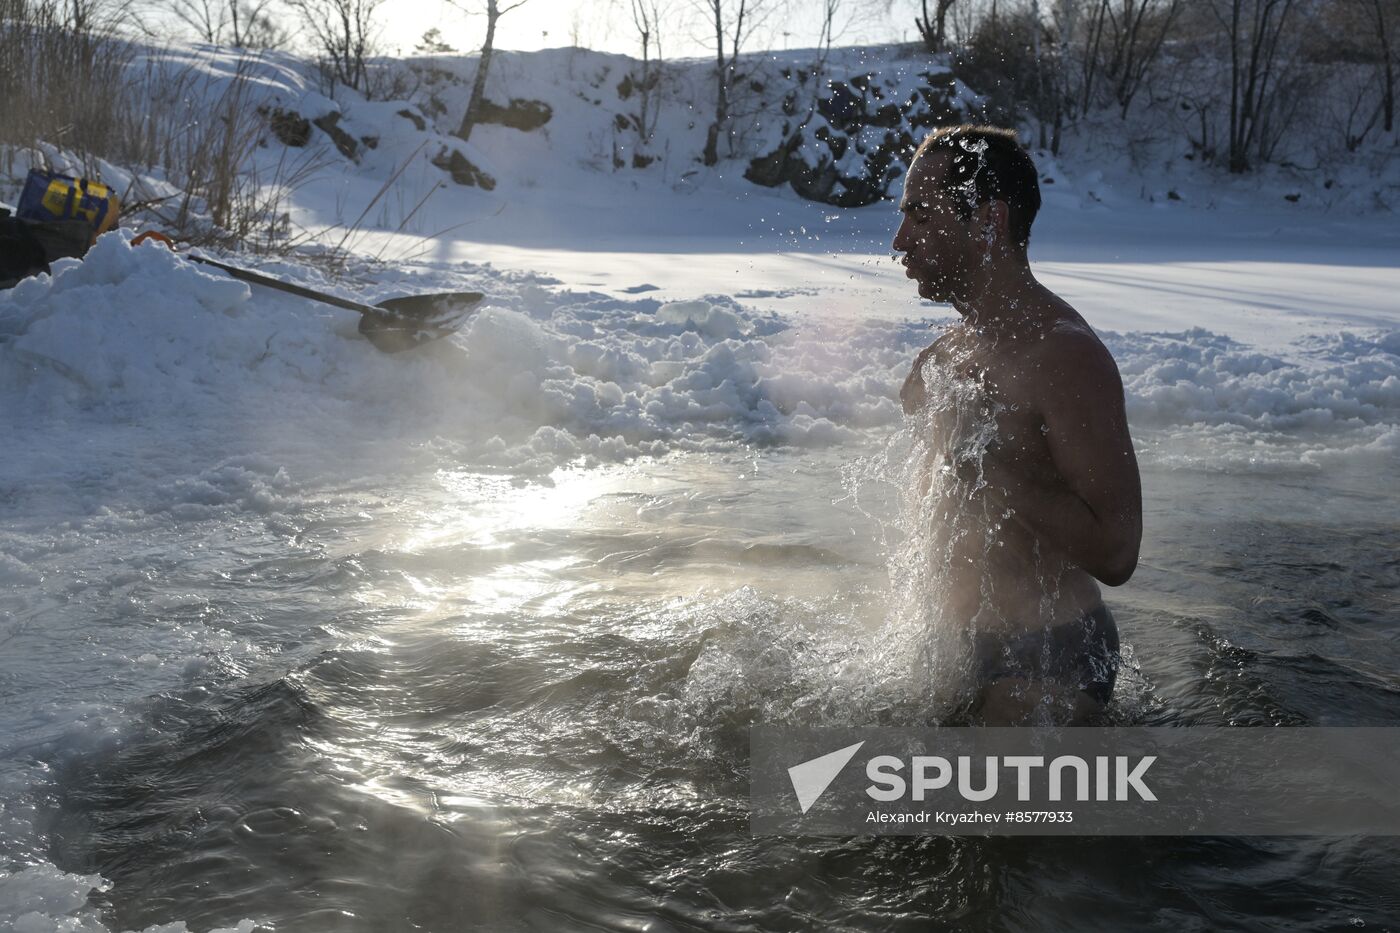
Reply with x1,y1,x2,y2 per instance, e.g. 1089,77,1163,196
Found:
132,231,392,319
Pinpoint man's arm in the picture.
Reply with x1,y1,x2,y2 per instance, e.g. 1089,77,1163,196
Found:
974,336,1142,586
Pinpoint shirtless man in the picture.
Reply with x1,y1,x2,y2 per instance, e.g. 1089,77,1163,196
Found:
894,125,1142,725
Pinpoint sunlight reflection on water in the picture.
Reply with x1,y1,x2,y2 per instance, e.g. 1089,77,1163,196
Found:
15,435,1400,931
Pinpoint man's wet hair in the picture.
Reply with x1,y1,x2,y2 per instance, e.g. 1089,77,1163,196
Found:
913,125,1041,248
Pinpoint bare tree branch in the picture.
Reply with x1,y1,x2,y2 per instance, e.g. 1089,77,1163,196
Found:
287,0,384,93
447,0,535,142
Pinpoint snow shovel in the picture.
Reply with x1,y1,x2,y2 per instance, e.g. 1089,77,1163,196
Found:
132,232,483,353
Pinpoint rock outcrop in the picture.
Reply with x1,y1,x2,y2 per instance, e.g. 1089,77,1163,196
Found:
747,70,971,207
431,147,497,190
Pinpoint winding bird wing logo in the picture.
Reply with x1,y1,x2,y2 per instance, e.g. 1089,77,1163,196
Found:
788,741,865,814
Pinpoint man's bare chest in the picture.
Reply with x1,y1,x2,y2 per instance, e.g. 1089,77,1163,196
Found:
933,336,1052,466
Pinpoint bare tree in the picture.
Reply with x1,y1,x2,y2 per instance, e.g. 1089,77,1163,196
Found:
1310,0,1397,148
1074,0,1109,114
1358,0,1397,132
817,0,838,55
23,0,145,35
171,0,285,47
231,0,287,47
1211,0,1298,172
1103,0,1180,117
819,0,880,59
946,0,988,46
1064,0,1179,119
629,0,665,158
784,0,851,136
287,0,383,94
1330,65,1384,152
802,0,852,115
449,0,534,143
914,0,958,51
1044,0,1087,152
697,0,776,165
171,0,226,41
1031,0,1046,146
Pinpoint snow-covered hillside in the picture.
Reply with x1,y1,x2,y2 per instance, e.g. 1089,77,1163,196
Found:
7,39,1396,254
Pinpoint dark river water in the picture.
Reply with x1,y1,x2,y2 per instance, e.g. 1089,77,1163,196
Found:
7,436,1397,932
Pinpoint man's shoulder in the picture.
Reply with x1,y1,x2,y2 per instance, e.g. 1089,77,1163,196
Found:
921,325,961,363
1002,316,1122,407
1026,314,1116,372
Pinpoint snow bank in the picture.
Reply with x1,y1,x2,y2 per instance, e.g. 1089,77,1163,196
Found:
1,236,253,397
1106,327,1400,468
2,232,1393,475
0,234,903,472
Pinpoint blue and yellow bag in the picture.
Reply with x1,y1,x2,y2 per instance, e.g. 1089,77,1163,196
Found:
15,169,120,238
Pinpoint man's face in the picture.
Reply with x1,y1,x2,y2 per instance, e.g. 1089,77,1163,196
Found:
892,152,977,302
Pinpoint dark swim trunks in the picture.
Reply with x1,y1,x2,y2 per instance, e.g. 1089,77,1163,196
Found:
972,604,1121,705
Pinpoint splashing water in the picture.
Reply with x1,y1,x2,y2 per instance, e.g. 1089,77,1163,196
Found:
677,337,1047,728
845,341,1023,718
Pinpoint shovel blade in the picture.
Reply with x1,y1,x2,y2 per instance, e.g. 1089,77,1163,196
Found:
358,291,485,353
